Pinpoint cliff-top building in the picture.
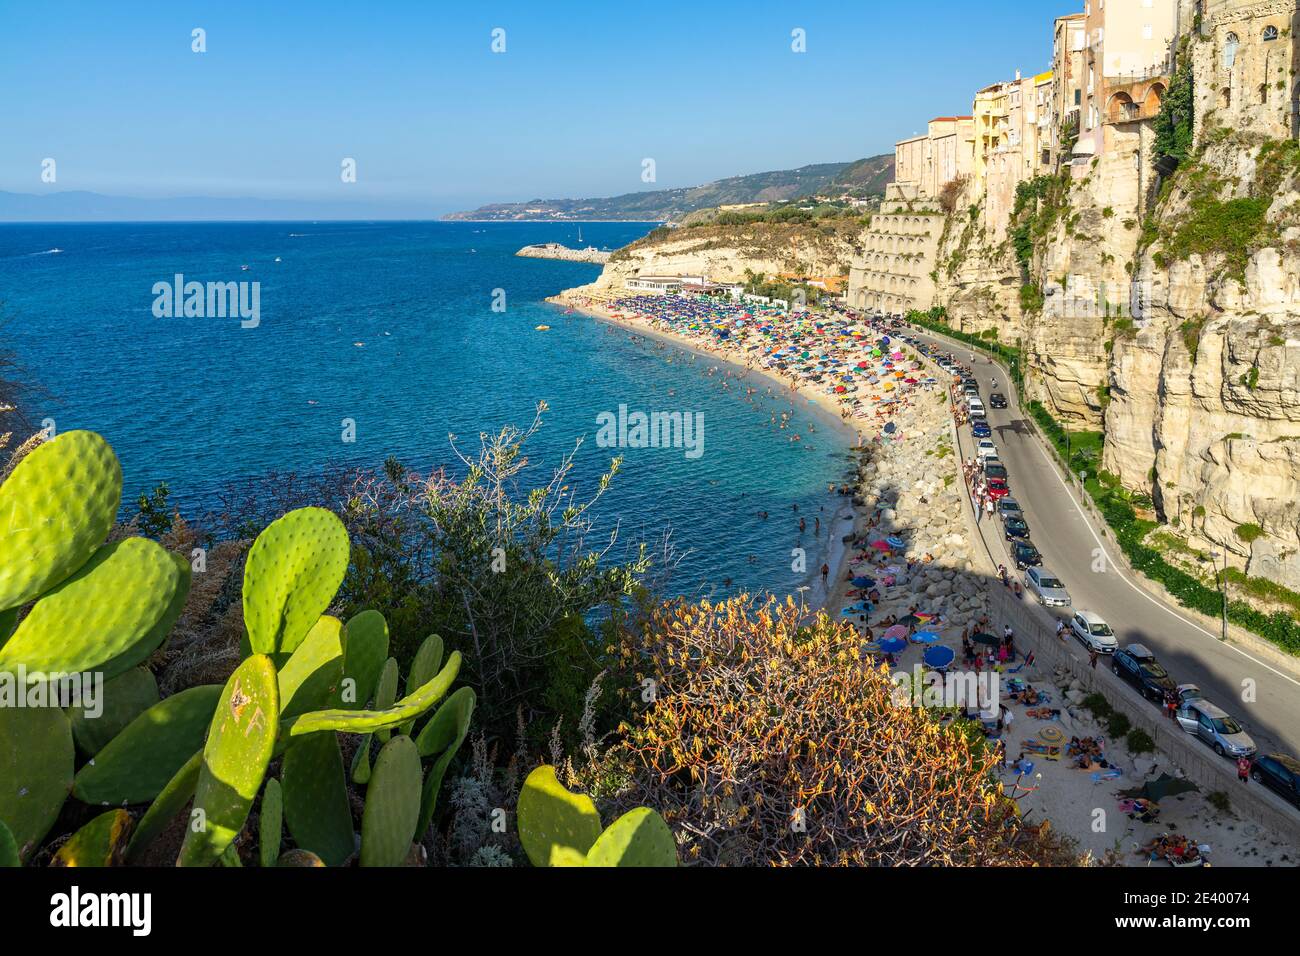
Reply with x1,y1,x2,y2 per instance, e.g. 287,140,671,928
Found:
1193,0,1300,143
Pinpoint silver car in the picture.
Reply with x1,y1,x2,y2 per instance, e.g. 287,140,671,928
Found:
1176,699,1256,759
1069,610,1117,654
1025,567,1071,607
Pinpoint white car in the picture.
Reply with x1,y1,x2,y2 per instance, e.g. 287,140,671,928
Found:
1069,610,1117,653
976,439,998,460
1025,567,1072,607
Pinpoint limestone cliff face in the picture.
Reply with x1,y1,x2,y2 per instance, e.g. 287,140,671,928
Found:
579,220,859,291
1104,132,1300,586
933,179,1025,341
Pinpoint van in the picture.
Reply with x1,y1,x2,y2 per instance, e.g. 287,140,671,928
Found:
967,398,986,419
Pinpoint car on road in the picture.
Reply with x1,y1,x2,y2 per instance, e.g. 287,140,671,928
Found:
971,421,992,438
1003,516,1031,541
1025,567,1071,607
968,399,986,419
997,497,1023,520
1175,698,1257,759
989,393,1008,409
976,439,998,460
1069,610,1117,654
1250,753,1300,807
1111,644,1176,702
983,461,1009,482
986,477,1011,500
1176,683,1203,705
1012,540,1042,569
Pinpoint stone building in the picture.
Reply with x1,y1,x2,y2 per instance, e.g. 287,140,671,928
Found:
1193,0,1300,142
1051,13,1088,170
973,72,1048,237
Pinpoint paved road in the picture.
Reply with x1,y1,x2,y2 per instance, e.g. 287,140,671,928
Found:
904,326,1300,774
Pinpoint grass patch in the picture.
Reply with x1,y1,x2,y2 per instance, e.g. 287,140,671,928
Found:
1126,728,1156,754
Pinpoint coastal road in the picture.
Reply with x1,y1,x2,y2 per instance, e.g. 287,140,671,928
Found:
905,327,1300,773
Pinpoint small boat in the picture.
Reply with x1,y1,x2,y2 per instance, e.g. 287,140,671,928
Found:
274,256,282,262
353,341,365,347
241,264,250,271
535,325,550,331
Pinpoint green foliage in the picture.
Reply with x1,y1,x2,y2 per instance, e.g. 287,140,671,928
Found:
69,666,159,756
1154,55,1194,165
1126,729,1156,755
1166,197,1268,284
0,705,74,863
1081,693,1112,719
360,735,423,867
1019,283,1044,314
258,778,283,868
1234,523,1265,544
134,481,174,539
1106,711,1132,738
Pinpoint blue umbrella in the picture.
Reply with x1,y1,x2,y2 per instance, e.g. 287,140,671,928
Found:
924,646,955,668
878,637,907,654
851,576,875,588
886,535,906,548
912,631,941,645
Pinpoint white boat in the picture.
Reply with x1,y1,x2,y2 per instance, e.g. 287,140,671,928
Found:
241,264,250,271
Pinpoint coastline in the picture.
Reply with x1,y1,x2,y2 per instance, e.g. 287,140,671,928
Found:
550,289,866,616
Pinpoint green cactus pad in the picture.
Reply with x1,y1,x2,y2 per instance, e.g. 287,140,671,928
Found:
401,633,444,735
341,610,389,707
72,684,221,806
0,430,121,612
178,655,279,867
282,732,355,867
258,777,283,868
0,537,188,682
280,652,460,740
360,735,422,867
277,615,344,718
516,765,603,867
69,666,159,757
585,807,677,867
242,507,349,662
0,820,18,867
373,657,399,744
0,704,74,863
123,750,201,865
51,809,134,867
277,848,326,866
350,735,373,785
414,686,475,837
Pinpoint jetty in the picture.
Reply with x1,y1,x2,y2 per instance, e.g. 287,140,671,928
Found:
515,242,610,264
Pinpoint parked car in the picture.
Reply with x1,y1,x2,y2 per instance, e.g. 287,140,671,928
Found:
1012,540,1042,569
968,399,986,419
1176,699,1257,759
1177,684,1203,705
997,496,1023,520
989,393,1009,409
986,477,1011,500
971,421,992,438
1069,610,1117,654
1251,753,1300,807
984,461,1009,482
1003,516,1031,541
1111,644,1176,702
976,439,998,460
1025,567,1071,607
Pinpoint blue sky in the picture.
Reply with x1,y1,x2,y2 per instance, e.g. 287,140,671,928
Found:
0,0,1068,214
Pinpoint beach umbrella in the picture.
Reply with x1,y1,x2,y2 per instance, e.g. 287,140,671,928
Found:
912,631,941,645
883,422,897,435
878,637,908,654
883,624,909,641
869,539,891,551
886,535,906,549
924,646,956,668
971,631,1000,647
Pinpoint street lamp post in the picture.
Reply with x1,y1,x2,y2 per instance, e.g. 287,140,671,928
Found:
1208,551,1229,641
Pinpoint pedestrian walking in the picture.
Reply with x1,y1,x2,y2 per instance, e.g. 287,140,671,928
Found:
1089,649,1099,669
1055,619,1066,642
1237,755,1251,784
821,562,829,587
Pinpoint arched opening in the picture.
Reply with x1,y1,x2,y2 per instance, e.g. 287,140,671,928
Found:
1107,91,1137,123
1144,83,1166,119
1264,25,1279,42
1224,32,1239,70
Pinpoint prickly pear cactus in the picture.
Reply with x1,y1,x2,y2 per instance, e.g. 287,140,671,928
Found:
516,765,603,867
585,807,677,867
124,750,201,865
52,809,134,867
373,657,399,744
0,430,121,612
282,732,354,867
415,686,476,835
178,654,279,867
360,735,422,867
258,778,283,868
280,652,460,740
242,507,349,663
73,684,222,806
0,537,189,682
0,820,17,867
277,848,326,867
0,705,74,864
401,633,444,735
69,666,159,757
341,609,389,708
277,615,344,718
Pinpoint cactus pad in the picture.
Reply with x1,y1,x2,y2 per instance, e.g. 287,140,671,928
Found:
69,666,159,757
258,777,283,868
178,655,279,866
124,750,201,865
73,684,221,806
585,807,677,867
0,820,17,867
414,686,475,837
277,615,345,718
0,430,121,612
0,537,188,682
242,507,349,662
51,809,134,867
341,610,389,707
0,704,74,863
360,735,422,867
401,633,444,735
516,765,603,867
277,848,326,867
282,732,354,866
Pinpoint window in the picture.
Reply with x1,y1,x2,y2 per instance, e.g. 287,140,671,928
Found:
1142,24,1153,40
1264,25,1279,41
1224,32,1239,69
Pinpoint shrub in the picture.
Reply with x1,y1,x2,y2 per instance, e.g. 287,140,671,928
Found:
1126,728,1156,754
1106,711,1132,738
1081,693,1113,719
1235,522,1265,544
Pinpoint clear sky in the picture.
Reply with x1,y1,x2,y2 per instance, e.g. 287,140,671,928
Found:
1,0,1070,214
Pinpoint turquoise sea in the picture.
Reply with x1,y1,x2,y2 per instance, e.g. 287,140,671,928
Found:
0,221,855,601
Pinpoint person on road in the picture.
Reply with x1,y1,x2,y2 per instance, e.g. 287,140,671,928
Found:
1237,755,1252,784
1055,619,1066,641
1089,649,1099,670
821,562,829,587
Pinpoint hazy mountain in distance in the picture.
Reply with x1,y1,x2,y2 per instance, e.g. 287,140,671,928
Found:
443,155,895,222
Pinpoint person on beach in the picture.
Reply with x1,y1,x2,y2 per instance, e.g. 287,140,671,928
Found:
1055,619,1066,641
821,562,829,587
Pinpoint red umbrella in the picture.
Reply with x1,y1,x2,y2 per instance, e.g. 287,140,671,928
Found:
870,539,891,551
883,624,909,641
